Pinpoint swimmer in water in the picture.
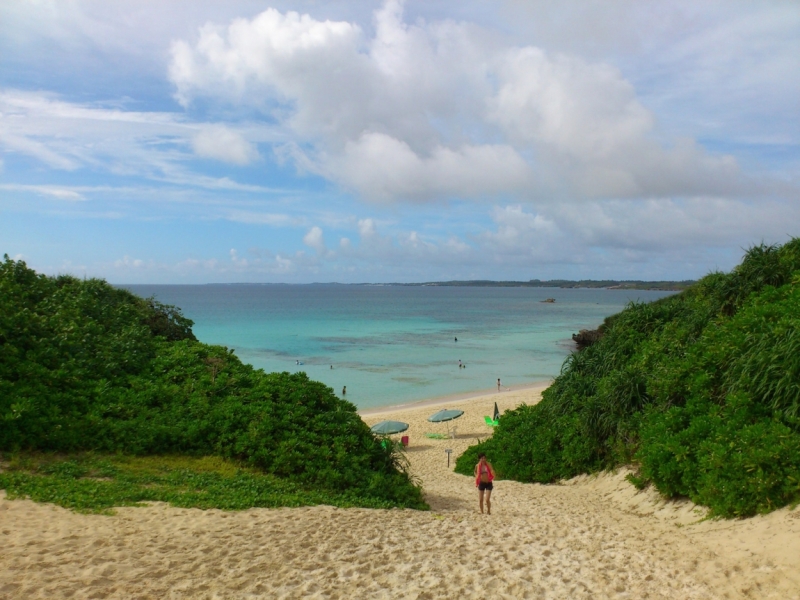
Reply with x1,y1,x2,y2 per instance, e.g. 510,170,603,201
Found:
342,386,346,395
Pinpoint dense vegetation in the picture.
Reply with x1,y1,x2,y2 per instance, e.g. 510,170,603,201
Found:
456,240,800,517
0,256,426,511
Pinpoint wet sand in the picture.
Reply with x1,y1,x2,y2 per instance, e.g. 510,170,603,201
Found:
1,385,799,598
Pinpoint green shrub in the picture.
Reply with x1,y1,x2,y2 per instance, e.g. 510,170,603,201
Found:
0,256,426,510
457,238,800,517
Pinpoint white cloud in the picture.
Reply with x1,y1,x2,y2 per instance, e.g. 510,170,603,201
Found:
226,210,298,226
2,1,797,283
488,47,653,159
326,133,529,201
357,218,377,238
286,198,800,280
39,188,85,201
114,255,145,269
0,183,86,201
166,0,773,203
302,226,326,253
548,196,800,252
192,125,259,165
0,89,278,191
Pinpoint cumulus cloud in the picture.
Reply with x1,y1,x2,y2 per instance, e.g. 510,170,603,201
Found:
291,197,800,281
168,0,760,203
3,1,797,284
326,133,529,201
302,226,326,253
192,125,259,165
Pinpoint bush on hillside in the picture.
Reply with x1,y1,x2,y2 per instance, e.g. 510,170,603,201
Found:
456,239,800,517
0,256,426,510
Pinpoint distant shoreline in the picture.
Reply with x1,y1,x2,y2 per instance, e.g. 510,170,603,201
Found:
121,280,694,291
358,379,552,416
384,279,694,291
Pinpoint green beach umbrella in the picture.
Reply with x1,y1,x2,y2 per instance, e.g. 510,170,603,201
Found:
427,409,464,439
427,409,464,423
370,420,409,435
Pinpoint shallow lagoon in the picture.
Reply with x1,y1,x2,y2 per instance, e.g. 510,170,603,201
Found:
122,284,675,409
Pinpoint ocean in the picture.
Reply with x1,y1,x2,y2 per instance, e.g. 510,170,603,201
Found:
121,284,675,410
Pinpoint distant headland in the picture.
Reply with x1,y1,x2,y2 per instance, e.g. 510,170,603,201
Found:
388,279,695,291
197,279,695,291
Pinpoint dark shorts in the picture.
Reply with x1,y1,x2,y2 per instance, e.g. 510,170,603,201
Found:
478,481,493,491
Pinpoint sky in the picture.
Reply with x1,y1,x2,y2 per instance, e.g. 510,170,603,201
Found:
1,0,798,283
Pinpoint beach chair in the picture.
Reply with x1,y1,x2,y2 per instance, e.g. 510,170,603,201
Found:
484,416,499,427
380,438,407,452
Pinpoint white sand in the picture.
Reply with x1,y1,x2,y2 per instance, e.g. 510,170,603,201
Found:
2,384,800,599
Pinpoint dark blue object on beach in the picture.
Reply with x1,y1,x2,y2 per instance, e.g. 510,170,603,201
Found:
370,420,409,435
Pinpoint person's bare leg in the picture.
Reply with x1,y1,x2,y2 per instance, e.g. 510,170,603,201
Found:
478,489,485,513
485,490,492,515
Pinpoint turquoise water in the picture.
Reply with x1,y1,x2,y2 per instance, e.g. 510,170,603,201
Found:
123,284,675,409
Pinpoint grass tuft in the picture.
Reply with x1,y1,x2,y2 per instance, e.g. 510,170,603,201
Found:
0,452,415,514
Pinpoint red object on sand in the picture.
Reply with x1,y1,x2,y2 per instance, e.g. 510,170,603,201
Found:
401,435,409,447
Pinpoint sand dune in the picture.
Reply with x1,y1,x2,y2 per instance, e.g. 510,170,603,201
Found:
1,384,799,598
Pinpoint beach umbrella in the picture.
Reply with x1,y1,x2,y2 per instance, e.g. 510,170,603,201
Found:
427,409,464,423
370,420,409,435
493,402,500,422
427,409,464,438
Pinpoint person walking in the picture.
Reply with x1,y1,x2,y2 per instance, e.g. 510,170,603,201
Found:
474,453,495,514
497,378,501,392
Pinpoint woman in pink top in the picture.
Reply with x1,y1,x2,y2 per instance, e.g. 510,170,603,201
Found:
474,453,495,514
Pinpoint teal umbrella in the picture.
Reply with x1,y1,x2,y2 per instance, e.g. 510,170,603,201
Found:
370,420,409,435
427,409,464,423
427,409,464,439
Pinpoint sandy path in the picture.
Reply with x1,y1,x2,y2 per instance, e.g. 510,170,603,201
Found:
1,385,799,599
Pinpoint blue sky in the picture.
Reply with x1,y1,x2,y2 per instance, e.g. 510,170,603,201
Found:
1,0,798,283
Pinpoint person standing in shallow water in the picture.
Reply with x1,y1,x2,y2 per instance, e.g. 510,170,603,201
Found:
342,386,346,396
474,453,495,514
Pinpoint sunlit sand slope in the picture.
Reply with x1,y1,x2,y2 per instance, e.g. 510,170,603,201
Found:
1,384,799,599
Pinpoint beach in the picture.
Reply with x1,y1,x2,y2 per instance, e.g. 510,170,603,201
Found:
2,384,800,599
